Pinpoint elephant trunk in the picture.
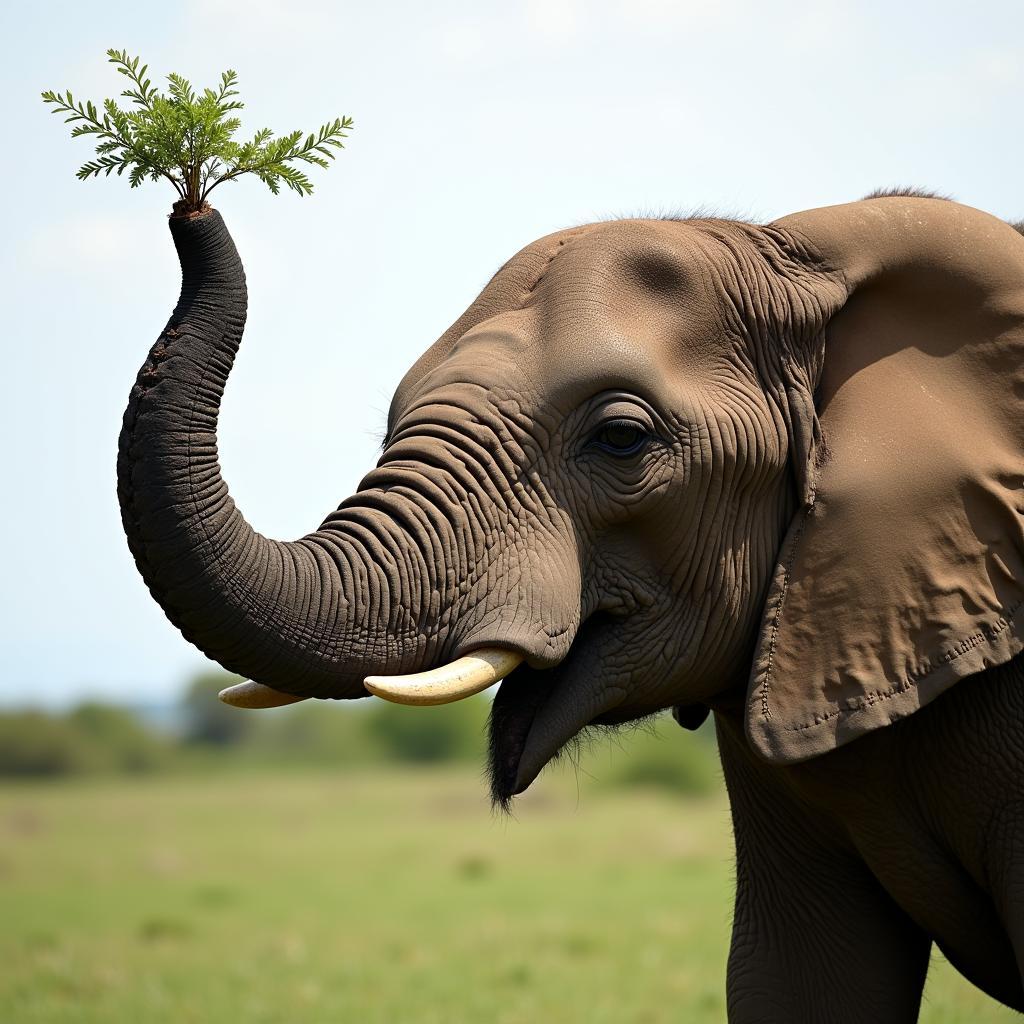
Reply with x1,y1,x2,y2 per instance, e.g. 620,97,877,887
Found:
116,210,441,700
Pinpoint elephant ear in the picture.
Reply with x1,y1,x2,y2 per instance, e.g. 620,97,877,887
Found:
746,197,1024,763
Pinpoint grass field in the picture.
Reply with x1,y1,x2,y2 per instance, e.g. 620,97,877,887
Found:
1,765,1018,1022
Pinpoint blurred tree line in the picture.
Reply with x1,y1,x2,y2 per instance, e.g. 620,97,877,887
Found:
0,672,720,795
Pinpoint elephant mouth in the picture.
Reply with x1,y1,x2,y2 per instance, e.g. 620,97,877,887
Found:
487,662,552,808
487,612,623,809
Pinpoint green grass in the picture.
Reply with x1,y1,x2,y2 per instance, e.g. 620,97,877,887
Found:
0,767,1017,1022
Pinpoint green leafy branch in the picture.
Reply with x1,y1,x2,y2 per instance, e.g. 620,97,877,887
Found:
43,49,353,213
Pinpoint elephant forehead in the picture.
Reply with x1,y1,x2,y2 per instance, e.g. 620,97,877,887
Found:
392,219,753,427
414,308,700,417
524,221,725,328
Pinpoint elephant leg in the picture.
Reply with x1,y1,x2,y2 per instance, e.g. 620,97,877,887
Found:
987,800,1024,1002
726,847,929,1024
717,718,930,1023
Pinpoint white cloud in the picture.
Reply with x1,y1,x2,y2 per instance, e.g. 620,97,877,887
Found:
524,0,585,42
894,46,1023,120
26,213,157,278
609,0,747,32
182,0,334,43
970,49,1020,86
434,21,489,62
778,0,861,53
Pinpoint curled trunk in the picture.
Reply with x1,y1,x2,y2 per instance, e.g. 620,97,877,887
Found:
116,210,436,699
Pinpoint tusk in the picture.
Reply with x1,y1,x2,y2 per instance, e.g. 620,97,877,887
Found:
218,681,308,709
364,648,524,706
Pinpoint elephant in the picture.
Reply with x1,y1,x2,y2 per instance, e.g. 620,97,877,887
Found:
117,188,1024,1021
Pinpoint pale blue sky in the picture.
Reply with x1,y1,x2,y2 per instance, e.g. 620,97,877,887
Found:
4,0,1024,705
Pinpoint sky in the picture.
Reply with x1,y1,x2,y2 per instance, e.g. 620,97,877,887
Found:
4,0,1024,706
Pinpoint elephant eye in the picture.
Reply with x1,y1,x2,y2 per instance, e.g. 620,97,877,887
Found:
589,419,649,457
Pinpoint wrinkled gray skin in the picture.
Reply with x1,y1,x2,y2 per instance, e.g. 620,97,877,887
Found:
119,190,1024,1021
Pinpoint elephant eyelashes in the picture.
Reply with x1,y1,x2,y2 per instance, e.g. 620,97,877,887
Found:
588,419,650,457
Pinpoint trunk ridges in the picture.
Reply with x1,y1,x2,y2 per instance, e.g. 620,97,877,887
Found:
115,210,388,699
117,210,246,669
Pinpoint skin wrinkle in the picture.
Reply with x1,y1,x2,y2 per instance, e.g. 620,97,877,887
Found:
391,413,518,516
375,390,577,669
772,601,1024,732
371,510,424,633
374,456,484,574
350,494,435,624
399,485,461,619
183,326,316,673
300,542,341,663
687,398,729,596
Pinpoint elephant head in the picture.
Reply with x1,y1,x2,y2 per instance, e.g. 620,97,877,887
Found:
118,193,1024,805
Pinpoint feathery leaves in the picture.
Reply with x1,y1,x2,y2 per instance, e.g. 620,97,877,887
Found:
43,49,353,213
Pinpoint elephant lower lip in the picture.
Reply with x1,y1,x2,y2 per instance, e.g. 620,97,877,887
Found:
487,664,551,809
486,614,625,808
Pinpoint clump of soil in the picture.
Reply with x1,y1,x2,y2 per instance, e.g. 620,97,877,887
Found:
170,200,213,220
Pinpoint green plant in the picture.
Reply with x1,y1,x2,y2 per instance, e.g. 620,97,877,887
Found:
592,715,720,796
180,673,254,747
42,49,352,215
366,696,489,764
0,711,102,777
69,703,169,773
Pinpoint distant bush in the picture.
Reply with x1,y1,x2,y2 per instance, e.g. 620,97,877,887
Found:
0,712,102,777
0,704,168,777
69,703,168,773
177,672,489,765
243,702,383,766
0,672,720,792
175,675,491,766
590,716,720,796
181,673,254,747
365,697,489,763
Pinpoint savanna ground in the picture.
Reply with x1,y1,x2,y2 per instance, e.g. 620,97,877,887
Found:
1,765,1017,1023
